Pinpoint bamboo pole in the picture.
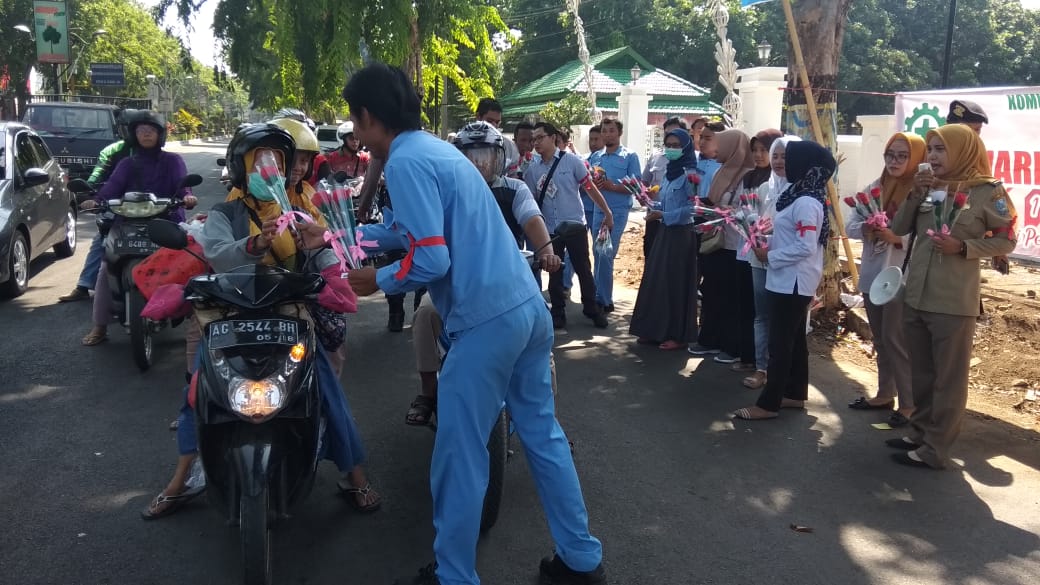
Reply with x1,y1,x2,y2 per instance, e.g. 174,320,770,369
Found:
780,0,859,286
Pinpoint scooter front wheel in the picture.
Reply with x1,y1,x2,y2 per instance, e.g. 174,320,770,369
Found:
481,408,509,534
128,287,152,371
240,487,272,585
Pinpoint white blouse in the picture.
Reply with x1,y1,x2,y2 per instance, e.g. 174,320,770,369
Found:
765,196,825,297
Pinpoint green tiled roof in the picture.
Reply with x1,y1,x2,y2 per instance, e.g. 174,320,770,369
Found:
501,46,721,118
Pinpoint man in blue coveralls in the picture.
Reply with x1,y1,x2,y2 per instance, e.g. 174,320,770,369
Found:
587,117,641,314
328,64,606,585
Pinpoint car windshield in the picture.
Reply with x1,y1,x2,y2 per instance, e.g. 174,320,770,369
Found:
23,106,116,140
316,128,338,142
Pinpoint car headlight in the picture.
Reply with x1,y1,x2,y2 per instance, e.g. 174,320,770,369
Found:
228,375,288,420
112,201,161,218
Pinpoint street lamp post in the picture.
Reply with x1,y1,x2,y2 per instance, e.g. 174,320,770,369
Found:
757,41,772,66
66,29,108,94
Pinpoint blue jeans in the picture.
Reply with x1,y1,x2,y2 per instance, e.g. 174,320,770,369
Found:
78,232,104,289
591,200,631,306
432,295,602,585
177,344,366,472
751,266,770,371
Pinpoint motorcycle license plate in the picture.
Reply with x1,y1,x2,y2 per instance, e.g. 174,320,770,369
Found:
208,319,300,349
115,237,159,254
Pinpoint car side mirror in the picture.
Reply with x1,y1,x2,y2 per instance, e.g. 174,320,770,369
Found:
22,168,50,188
148,219,189,250
216,157,226,167
68,178,93,194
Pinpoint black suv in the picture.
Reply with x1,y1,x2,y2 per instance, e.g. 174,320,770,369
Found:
22,102,122,181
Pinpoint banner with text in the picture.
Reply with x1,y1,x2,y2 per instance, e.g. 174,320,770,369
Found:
33,0,70,64
896,86,1040,261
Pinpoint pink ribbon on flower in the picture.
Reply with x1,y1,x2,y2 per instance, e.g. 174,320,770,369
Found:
355,233,380,249
348,245,367,265
274,210,317,235
324,229,350,272
925,224,951,238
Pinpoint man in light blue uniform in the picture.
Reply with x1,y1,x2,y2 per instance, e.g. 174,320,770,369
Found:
587,117,641,313
337,64,606,585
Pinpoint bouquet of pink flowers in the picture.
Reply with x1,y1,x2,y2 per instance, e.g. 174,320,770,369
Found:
926,189,970,237
843,187,888,230
311,178,373,271
618,175,654,207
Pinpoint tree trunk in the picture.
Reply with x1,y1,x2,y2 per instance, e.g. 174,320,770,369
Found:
405,14,424,94
783,0,853,310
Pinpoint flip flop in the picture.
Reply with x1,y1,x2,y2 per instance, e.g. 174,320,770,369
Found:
140,485,205,521
732,407,778,420
848,397,894,410
337,480,382,513
81,331,108,346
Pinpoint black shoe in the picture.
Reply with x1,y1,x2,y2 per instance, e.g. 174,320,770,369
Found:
394,563,439,585
890,452,933,469
885,437,920,450
553,315,567,330
598,303,614,314
59,286,90,302
388,312,405,332
539,555,606,585
591,313,608,328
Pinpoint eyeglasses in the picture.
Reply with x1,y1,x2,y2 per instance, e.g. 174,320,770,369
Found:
884,152,910,162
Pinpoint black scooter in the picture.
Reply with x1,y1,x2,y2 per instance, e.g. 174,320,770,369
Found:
149,219,325,585
69,174,203,371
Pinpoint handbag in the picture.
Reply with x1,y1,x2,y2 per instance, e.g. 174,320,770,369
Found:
132,237,207,299
699,226,724,255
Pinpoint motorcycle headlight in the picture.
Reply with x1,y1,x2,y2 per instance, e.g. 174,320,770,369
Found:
228,375,288,420
113,200,161,218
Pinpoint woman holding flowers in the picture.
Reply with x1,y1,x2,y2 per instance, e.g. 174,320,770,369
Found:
630,128,700,349
688,129,755,364
845,132,925,427
734,141,835,421
886,124,1016,469
730,129,783,374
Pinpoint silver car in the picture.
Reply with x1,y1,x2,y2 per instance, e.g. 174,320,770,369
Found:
0,122,78,297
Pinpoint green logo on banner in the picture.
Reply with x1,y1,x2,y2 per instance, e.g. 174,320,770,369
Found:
33,0,70,64
904,103,946,139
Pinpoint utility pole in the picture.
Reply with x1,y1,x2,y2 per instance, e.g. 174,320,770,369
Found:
941,0,957,88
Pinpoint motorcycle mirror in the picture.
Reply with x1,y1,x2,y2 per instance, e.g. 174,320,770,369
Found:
179,174,204,189
148,219,189,250
554,220,586,239
216,157,227,167
67,178,93,194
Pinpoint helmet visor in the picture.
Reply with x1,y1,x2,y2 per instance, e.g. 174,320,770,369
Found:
463,146,504,182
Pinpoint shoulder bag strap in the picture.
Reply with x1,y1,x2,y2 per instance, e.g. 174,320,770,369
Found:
536,154,564,208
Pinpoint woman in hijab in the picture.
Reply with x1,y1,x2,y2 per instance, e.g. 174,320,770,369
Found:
734,141,835,420
742,135,801,390
886,124,1016,469
688,129,755,364
846,132,925,427
630,129,699,349
729,129,783,375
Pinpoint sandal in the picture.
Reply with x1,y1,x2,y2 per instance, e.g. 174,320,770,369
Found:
140,485,205,521
337,480,382,513
848,397,894,410
742,371,767,389
732,407,778,420
780,398,805,410
81,330,108,346
405,394,437,426
658,340,684,351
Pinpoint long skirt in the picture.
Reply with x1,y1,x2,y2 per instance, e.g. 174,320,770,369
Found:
629,223,699,343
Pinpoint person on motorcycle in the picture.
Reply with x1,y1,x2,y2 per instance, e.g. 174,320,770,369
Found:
273,107,331,185
58,109,142,303
332,64,605,585
142,123,378,518
401,121,560,426
326,121,371,179
79,111,196,346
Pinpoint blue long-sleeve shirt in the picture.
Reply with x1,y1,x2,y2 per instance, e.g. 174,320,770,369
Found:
652,171,696,226
374,131,541,333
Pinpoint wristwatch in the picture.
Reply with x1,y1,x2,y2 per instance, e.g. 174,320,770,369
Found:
959,241,968,257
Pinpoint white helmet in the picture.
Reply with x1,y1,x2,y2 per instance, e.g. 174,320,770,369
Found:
337,121,355,143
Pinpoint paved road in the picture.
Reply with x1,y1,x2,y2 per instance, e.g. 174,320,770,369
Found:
2,142,1039,585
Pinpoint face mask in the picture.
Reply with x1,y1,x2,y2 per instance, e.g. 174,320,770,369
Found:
664,147,684,161
248,172,275,201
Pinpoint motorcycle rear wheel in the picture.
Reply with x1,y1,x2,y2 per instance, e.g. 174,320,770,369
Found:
480,408,509,534
240,488,272,585
128,287,152,371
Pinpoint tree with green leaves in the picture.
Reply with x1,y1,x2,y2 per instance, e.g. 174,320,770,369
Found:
538,92,592,129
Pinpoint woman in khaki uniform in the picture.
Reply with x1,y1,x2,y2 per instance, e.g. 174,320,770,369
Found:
887,124,1017,469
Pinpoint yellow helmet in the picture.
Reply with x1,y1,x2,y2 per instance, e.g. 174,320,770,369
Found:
269,117,320,153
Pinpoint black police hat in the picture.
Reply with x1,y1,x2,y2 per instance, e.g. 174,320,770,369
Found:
947,100,988,124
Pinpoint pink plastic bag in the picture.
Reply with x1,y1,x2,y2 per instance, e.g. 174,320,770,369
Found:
140,283,192,320
317,266,358,314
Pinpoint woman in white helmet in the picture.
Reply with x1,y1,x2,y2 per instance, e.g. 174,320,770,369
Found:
327,121,371,179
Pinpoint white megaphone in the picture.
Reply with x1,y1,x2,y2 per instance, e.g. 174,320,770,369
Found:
869,266,904,306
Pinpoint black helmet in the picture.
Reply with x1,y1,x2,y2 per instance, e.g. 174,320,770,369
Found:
127,110,167,149
453,121,505,182
273,107,316,132
225,123,296,189
115,108,141,139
